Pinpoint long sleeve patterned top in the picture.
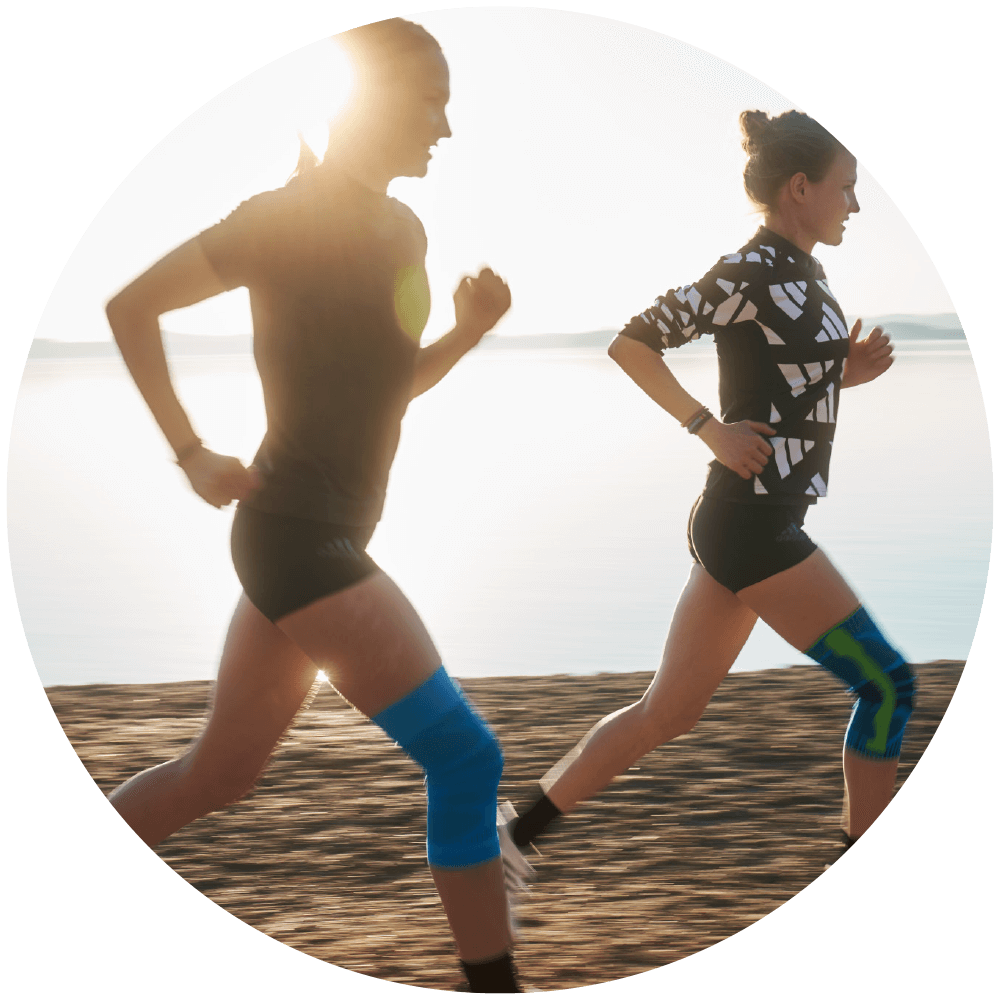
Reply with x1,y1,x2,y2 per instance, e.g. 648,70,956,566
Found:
619,227,851,504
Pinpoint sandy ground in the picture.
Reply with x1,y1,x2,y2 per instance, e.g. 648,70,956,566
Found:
47,660,962,992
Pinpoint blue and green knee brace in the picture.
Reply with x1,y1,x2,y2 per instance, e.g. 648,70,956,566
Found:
806,606,915,760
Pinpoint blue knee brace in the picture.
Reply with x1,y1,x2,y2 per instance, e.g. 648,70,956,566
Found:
806,606,915,760
373,667,503,869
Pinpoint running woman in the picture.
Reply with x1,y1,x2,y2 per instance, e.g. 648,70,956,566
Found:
500,109,915,878
105,19,521,993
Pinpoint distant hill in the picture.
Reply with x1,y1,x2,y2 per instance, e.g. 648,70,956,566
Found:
27,313,965,360
28,332,254,360
846,314,966,341
28,339,120,359
479,330,619,350
479,318,965,349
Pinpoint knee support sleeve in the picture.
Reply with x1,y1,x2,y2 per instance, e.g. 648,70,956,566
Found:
806,606,916,760
373,667,504,869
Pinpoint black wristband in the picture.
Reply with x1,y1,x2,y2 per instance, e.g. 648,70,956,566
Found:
681,404,708,428
686,410,713,435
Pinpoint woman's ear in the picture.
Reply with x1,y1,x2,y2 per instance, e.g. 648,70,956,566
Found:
788,171,809,204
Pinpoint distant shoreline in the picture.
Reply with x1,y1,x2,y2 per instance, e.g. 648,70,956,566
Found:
27,313,967,360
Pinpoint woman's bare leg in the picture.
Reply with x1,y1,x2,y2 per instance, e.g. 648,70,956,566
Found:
430,863,512,962
841,748,899,838
736,548,900,838
109,594,319,846
274,570,511,963
542,564,759,813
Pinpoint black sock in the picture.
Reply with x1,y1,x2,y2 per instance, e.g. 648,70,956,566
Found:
460,951,520,993
838,829,859,857
512,792,562,848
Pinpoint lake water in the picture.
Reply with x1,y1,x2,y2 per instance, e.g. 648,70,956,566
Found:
8,341,991,687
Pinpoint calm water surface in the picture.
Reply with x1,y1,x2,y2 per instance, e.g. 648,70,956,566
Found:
8,341,991,686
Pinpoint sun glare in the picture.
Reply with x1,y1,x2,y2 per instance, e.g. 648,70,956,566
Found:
283,38,355,161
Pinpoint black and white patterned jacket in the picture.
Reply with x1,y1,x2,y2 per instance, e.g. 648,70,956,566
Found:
619,226,851,503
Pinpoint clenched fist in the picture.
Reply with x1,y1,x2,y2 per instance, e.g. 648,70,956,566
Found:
842,319,894,388
453,267,512,345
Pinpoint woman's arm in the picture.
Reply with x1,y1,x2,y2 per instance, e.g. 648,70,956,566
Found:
607,333,706,423
106,239,224,456
608,334,775,481
105,238,258,507
411,325,480,399
411,268,511,398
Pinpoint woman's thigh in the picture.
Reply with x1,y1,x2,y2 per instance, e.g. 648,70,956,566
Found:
274,570,442,719
736,547,860,651
186,593,319,782
640,563,759,724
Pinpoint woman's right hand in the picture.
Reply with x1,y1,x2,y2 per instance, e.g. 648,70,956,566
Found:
698,418,776,480
178,447,261,508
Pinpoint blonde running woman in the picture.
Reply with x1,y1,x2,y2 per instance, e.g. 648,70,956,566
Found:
106,19,521,992
500,110,914,886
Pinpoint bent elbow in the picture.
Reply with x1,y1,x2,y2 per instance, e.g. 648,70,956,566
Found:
105,287,151,343
607,335,625,364
104,290,132,333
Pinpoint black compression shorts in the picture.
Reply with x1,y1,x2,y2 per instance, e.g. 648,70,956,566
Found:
231,505,379,622
686,494,818,593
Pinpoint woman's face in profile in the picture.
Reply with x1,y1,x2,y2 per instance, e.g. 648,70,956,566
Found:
353,48,452,180
806,149,860,248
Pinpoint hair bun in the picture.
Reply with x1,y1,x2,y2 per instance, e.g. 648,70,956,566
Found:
738,108,846,210
739,110,770,153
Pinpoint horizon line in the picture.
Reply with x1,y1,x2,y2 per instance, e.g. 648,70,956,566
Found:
28,309,965,350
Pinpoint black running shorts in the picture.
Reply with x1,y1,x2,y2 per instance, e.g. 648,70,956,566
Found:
686,494,818,593
231,505,379,622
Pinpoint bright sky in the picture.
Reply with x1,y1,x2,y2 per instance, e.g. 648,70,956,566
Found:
35,7,954,345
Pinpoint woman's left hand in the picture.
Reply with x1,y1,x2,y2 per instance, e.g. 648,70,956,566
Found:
453,268,512,345
842,319,894,388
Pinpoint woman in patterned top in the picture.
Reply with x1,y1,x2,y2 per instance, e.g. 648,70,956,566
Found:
499,110,915,879
105,19,523,993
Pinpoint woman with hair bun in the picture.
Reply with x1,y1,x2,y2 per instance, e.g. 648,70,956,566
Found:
105,18,522,993
498,109,915,886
